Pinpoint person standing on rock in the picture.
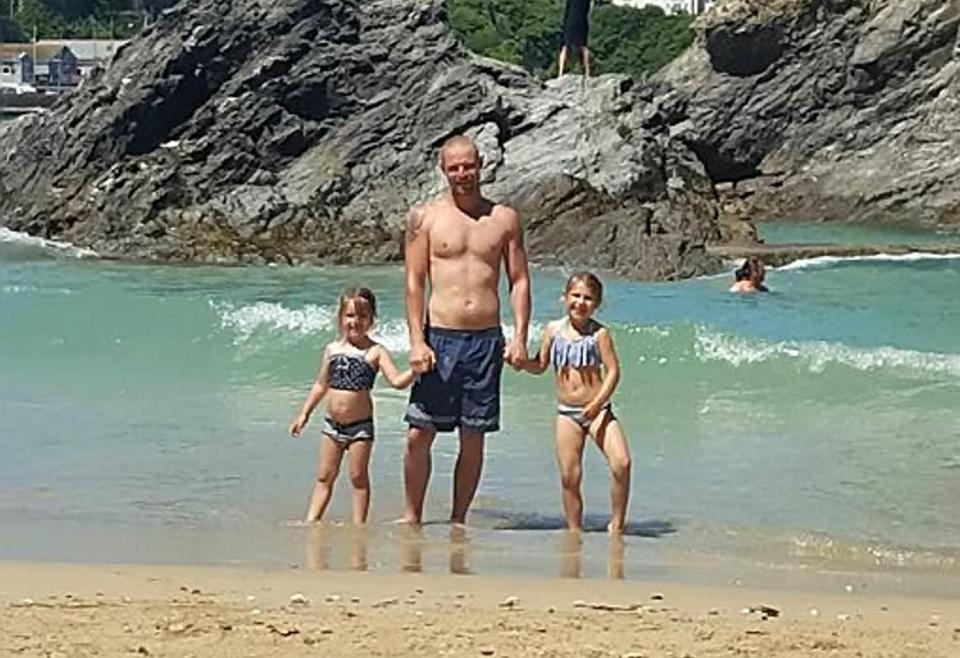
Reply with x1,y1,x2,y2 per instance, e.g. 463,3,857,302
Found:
402,135,532,525
558,0,592,78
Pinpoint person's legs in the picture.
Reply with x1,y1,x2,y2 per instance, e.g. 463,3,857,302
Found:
582,46,592,78
451,428,484,524
403,425,436,524
558,45,569,77
590,413,631,534
454,327,503,524
346,439,373,525
306,436,345,523
555,415,587,530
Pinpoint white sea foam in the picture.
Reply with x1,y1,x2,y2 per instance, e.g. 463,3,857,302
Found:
777,251,960,272
0,227,98,259
1,284,75,296
211,299,542,351
211,301,335,343
694,327,960,379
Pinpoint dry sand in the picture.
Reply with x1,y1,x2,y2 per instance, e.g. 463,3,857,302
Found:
1,561,959,657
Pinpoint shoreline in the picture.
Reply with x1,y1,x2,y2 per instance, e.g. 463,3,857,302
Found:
2,560,958,657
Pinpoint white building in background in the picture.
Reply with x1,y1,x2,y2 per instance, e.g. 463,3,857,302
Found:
610,0,714,15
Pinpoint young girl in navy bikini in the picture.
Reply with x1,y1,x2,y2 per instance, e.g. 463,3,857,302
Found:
289,287,414,524
524,272,632,534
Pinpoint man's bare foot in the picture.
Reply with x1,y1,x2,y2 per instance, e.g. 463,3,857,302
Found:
607,521,625,536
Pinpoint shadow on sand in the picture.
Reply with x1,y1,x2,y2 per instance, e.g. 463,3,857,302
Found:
473,510,677,538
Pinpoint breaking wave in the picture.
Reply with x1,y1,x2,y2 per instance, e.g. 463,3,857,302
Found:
0,227,98,260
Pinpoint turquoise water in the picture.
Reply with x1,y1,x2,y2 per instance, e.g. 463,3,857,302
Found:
3,227,960,581
759,221,958,245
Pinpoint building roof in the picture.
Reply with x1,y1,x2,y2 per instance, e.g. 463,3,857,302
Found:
36,39,127,62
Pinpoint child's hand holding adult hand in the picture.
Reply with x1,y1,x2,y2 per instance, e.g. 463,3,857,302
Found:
503,337,528,370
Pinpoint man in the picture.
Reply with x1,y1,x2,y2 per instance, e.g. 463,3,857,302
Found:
558,0,592,78
403,135,531,525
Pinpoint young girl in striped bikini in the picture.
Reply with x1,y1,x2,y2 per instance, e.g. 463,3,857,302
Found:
524,272,632,534
289,287,414,524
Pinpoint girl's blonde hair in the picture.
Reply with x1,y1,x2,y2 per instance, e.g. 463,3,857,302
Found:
337,287,377,329
564,271,603,306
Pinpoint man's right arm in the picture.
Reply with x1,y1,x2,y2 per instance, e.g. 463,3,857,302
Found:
405,206,429,350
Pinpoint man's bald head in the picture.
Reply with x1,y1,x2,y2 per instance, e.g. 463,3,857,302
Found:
439,135,480,167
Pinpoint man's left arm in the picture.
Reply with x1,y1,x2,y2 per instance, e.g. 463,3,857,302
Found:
503,208,531,367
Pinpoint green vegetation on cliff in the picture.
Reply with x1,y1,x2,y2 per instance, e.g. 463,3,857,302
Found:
447,0,693,78
4,0,152,40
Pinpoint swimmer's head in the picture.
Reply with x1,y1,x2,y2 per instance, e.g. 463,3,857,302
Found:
734,261,750,281
439,135,481,197
563,271,603,322
337,287,377,339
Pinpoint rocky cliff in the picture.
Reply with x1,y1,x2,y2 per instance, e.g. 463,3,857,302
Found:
658,0,960,230
0,0,725,280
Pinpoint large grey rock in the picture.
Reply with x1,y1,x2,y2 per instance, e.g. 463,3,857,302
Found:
657,0,960,230
0,0,727,280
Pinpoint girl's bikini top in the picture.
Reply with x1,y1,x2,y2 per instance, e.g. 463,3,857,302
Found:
328,350,376,391
549,319,601,370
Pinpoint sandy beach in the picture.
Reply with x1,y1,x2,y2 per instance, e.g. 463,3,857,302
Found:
2,561,958,657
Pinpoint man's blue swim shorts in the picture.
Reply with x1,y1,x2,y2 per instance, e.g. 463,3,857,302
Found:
404,326,504,434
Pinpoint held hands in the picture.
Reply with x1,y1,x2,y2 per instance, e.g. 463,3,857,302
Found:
502,337,528,371
289,412,310,437
409,342,436,375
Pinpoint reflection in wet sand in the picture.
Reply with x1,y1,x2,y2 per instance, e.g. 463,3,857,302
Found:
305,524,368,572
303,522,628,579
560,530,625,579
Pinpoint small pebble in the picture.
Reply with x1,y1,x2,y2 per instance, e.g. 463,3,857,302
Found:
350,596,361,604
708,608,720,616
479,648,495,656
499,595,520,608
837,613,850,621
844,585,854,593
290,593,308,606
810,608,819,617
326,594,341,603
251,608,262,616
650,593,664,601
246,595,256,602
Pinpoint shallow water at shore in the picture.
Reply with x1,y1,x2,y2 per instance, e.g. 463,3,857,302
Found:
2,226,960,588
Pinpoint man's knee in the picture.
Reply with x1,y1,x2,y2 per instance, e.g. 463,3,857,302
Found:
405,426,434,457
458,429,484,454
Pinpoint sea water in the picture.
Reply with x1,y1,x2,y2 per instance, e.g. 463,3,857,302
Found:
2,225,960,586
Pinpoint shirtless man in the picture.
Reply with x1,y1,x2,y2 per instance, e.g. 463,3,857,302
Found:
403,135,531,525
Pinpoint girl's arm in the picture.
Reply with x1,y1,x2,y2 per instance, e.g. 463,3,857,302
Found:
290,346,331,436
583,328,620,419
374,345,415,390
521,324,553,375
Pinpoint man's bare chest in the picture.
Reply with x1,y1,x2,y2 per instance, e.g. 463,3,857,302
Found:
429,216,505,261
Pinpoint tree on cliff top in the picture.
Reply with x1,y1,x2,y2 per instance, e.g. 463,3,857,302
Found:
447,0,693,78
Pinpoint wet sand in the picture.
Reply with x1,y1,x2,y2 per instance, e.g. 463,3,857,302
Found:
2,560,959,657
